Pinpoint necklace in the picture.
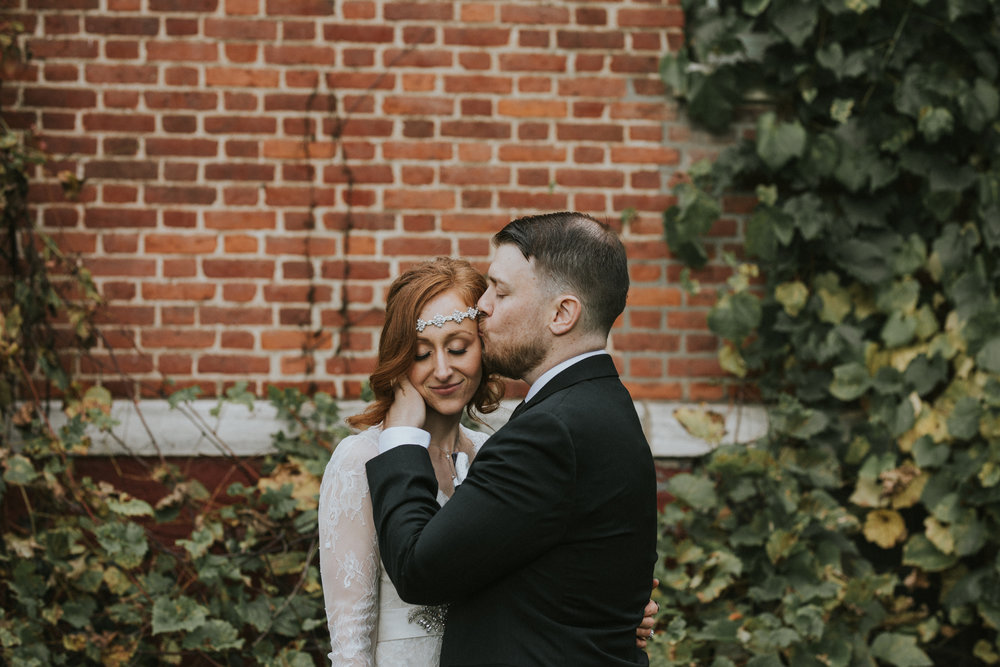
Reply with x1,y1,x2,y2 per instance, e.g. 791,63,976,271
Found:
429,431,462,482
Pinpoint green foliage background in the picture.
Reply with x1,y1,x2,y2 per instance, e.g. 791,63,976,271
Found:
654,0,1000,665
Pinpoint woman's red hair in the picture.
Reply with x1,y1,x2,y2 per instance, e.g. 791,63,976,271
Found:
346,257,504,430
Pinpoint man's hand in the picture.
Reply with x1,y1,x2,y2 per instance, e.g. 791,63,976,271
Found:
384,376,427,429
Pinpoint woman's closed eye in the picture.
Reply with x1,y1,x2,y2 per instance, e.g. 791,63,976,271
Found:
414,347,467,362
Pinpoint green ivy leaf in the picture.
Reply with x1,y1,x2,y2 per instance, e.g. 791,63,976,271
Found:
769,1,817,47
947,396,982,440
151,595,209,635
3,455,38,485
708,291,762,343
667,473,719,510
902,534,958,572
95,521,148,570
959,77,999,132
870,632,933,666
976,337,1000,373
830,362,870,401
756,112,807,170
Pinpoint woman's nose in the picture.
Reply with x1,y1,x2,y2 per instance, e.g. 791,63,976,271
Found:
433,350,452,379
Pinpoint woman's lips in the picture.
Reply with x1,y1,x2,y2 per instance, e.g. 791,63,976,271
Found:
430,382,462,396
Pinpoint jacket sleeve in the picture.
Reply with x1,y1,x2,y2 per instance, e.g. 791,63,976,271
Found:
365,411,575,604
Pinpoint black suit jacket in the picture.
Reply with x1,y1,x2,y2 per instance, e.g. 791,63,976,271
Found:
366,354,657,666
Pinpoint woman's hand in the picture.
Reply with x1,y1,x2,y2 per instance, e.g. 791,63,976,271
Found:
384,376,427,429
635,578,659,650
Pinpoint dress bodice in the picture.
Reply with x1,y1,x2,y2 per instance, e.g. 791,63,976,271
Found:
318,424,489,666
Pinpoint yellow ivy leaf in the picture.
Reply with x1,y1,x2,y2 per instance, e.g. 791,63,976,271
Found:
850,477,884,508
863,509,907,548
673,407,727,445
775,280,809,317
890,472,929,509
258,462,320,511
898,407,949,452
718,344,747,378
924,517,955,555
63,633,89,652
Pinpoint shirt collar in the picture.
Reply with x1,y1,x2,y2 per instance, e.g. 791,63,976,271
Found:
524,350,608,403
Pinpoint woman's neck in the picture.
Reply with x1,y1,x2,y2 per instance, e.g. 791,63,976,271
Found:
422,412,463,454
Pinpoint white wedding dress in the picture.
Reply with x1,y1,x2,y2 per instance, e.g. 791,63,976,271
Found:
318,424,488,666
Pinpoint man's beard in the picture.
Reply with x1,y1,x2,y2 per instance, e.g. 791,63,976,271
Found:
482,334,546,381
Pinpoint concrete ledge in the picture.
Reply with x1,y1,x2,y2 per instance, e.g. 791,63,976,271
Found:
45,398,769,459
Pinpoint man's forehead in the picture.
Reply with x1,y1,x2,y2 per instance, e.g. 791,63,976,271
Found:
488,244,532,280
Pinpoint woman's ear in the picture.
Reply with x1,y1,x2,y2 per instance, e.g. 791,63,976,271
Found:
549,294,582,335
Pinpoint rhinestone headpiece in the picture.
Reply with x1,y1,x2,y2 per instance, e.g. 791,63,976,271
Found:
416,306,479,333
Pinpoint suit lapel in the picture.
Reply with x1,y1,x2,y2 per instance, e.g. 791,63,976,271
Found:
512,354,618,419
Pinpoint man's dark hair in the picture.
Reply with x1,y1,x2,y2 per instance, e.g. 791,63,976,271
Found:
494,211,629,335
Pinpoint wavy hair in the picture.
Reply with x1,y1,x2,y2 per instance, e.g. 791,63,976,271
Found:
347,257,504,430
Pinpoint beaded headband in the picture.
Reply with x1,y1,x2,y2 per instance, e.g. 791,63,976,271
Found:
416,306,480,333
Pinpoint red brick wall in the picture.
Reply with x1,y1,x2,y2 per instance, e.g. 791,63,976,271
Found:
4,0,745,403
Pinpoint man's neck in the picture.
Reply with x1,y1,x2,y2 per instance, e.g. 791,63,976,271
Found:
522,339,607,387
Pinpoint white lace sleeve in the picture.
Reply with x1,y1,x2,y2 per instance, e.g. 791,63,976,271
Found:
318,429,381,666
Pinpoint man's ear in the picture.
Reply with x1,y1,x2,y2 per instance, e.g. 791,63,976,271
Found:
549,294,582,335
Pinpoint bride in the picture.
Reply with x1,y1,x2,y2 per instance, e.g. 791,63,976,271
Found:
319,258,656,665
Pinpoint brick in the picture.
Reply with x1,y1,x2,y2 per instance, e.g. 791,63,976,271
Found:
668,358,723,377
264,0,333,13
162,306,196,325
611,146,680,164
147,0,218,10
264,44,336,66
383,49,452,68
555,169,624,188
147,41,219,61
383,189,455,209
222,284,257,302
163,115,197,133
557,78,627,97
265,236,338,256
102,233,139,253
323,24,394,42
518,30,549,48
221,331,255,348
556,123,624,142
198,355,269,374
613,332,680,352
204,18,277,40
319,260,390,280
145,186,217,205
617,7,684,28
384,2,453,20
206,67,281,87
496,191,568,210
200,306,272,325
500,5,569,23
499,145,566,162
28,38,99,59
85,208,157,228
84,257,157,277
611,54,659,74
440,165,509,185
146,138,219,157
163,258,197,275
441,120,511,139
497,98,566,118
84,160,157,180
444,27,510,46
557,30,622,49
668,311,709,330
202,259,275,279
204,163,275,180
383,96,454,115
264,186,336,207
164,66,199,86
145,233,218,254
383,236,452,256
499,53,566,72
145,91,218,110
383,141,452,160
165,17,198,35
24,87,97,108
444,74,513,94
141,283,216,301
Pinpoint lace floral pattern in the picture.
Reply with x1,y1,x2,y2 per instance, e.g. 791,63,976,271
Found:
318,425,488,666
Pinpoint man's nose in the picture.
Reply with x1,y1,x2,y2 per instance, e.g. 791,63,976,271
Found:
476,289,492,315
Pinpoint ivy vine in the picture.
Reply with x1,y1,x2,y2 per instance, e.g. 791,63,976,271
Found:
654,1,1000,665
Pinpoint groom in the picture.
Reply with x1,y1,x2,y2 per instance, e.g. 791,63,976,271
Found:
366,212,656,665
